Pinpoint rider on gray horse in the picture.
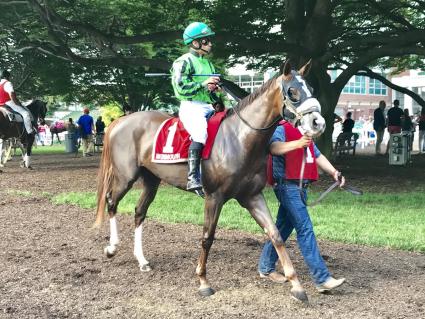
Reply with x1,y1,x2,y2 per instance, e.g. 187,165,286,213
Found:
0,70,34,135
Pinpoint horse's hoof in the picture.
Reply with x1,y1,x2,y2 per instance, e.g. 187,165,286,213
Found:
104,246,117,258
290,288,309,304
198,287,215,297
140,264,152,272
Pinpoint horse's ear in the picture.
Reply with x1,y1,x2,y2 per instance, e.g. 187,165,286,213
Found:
298,59,312,77
280,60,292,76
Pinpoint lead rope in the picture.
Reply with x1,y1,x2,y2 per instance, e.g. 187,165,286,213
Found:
299,148,307,205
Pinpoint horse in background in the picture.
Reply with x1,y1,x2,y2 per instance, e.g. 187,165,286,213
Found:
95,60,326,302
0,100,47,168
49,120,67,145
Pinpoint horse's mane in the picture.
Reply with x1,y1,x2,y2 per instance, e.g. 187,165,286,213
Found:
224,76,278,115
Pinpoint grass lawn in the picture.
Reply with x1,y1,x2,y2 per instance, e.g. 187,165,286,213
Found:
13,144,74,155
52,185,425,252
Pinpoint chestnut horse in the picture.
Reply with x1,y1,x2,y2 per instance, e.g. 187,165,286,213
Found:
95,61,325,302
0,100,47,168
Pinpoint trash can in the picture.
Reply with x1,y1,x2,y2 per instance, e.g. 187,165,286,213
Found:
65,133,77,153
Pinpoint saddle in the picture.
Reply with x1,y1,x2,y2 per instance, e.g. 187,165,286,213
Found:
152,111,227,163
0,105,24,123
151,79,250,163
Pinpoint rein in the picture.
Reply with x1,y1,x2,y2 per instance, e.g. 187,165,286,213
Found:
298,155,363,206
308,177,363,207
232,104,282,131
231,81,303,131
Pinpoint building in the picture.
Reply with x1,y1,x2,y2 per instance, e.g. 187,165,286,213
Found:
391,70,425,115
228,65,425,120
329,71,392,121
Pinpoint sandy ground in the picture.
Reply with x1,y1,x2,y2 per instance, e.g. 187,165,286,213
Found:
0,152,424,319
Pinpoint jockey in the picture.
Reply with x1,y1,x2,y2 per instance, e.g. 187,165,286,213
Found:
0,70,34,134
171,22,223,194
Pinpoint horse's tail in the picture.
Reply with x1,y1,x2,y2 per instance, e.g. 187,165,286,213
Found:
93,120,120,228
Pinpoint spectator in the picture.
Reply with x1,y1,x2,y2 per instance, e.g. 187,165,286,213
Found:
402,109,414,151
385,100,404,154
67,118,79,154
77,108,94,157
342,112,355,133
258,121,346,292
95,116,106,134
387,99,404,133
95,116,106,152
37,120,48,146
418,109,425,154
373,100,386,155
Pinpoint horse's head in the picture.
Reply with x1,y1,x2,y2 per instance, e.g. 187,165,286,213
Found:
27,100,48,122
279,60,325,137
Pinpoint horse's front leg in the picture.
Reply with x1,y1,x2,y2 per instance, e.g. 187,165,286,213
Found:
196,194,224,296
238,193,308,303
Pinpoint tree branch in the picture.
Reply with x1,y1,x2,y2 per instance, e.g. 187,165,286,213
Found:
358,67,425,110
332,45,425,92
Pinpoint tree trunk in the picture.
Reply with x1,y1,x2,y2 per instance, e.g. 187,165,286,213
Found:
312,64,340,157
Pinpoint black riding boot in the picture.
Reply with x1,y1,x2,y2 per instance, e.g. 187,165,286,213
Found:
187,149,202,190
187,143,204,197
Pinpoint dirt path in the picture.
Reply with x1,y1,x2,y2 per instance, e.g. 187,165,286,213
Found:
0,153,424,318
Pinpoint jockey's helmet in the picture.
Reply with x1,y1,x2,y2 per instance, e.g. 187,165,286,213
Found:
183,22,215,45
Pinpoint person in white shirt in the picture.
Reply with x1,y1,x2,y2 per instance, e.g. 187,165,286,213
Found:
0,70,34,134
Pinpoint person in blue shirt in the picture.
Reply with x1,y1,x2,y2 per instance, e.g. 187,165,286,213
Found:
77,108,94,157
258,121,346,293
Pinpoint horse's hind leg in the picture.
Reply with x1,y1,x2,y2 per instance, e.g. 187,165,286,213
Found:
133,169,160,272
104,167,140,258
238,193,308,303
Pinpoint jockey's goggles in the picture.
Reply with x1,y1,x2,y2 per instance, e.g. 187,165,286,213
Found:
200,37,212,45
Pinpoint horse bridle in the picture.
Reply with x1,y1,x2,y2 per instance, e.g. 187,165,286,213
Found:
231,79,310,131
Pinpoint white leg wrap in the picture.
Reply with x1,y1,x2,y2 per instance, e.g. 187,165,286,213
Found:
104,216,119,256
24,155,30,168
134,224,151,272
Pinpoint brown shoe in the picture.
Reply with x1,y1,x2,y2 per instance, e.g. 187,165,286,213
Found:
316,277,346,293
259,271,288,284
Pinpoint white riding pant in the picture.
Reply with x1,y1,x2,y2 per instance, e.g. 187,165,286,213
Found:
179,100,214,145
5,101,34,134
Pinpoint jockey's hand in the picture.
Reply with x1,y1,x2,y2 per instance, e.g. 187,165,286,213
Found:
203,76,220,92
297,134,312,149
213,102,225,113
332,170,345,187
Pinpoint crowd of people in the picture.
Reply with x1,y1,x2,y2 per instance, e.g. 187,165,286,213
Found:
335,99,425,155
34,110,106,157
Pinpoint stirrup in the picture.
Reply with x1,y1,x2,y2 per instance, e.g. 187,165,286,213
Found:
187,180,202,191
194,189,205,198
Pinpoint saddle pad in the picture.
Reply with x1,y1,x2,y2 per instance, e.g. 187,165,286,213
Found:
152,111,227,163
0,107,23,122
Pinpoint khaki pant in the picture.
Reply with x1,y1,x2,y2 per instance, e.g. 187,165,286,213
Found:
375,130,384,154
82,134,93,156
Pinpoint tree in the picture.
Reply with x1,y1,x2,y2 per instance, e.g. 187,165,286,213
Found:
209,0,425,153
2,0,425,153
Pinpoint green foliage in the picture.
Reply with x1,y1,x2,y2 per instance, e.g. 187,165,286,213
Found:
52,186,425,252
1,0,425,153
100,102,124,125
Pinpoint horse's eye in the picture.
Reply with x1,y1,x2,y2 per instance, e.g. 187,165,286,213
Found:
288,87,300,102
